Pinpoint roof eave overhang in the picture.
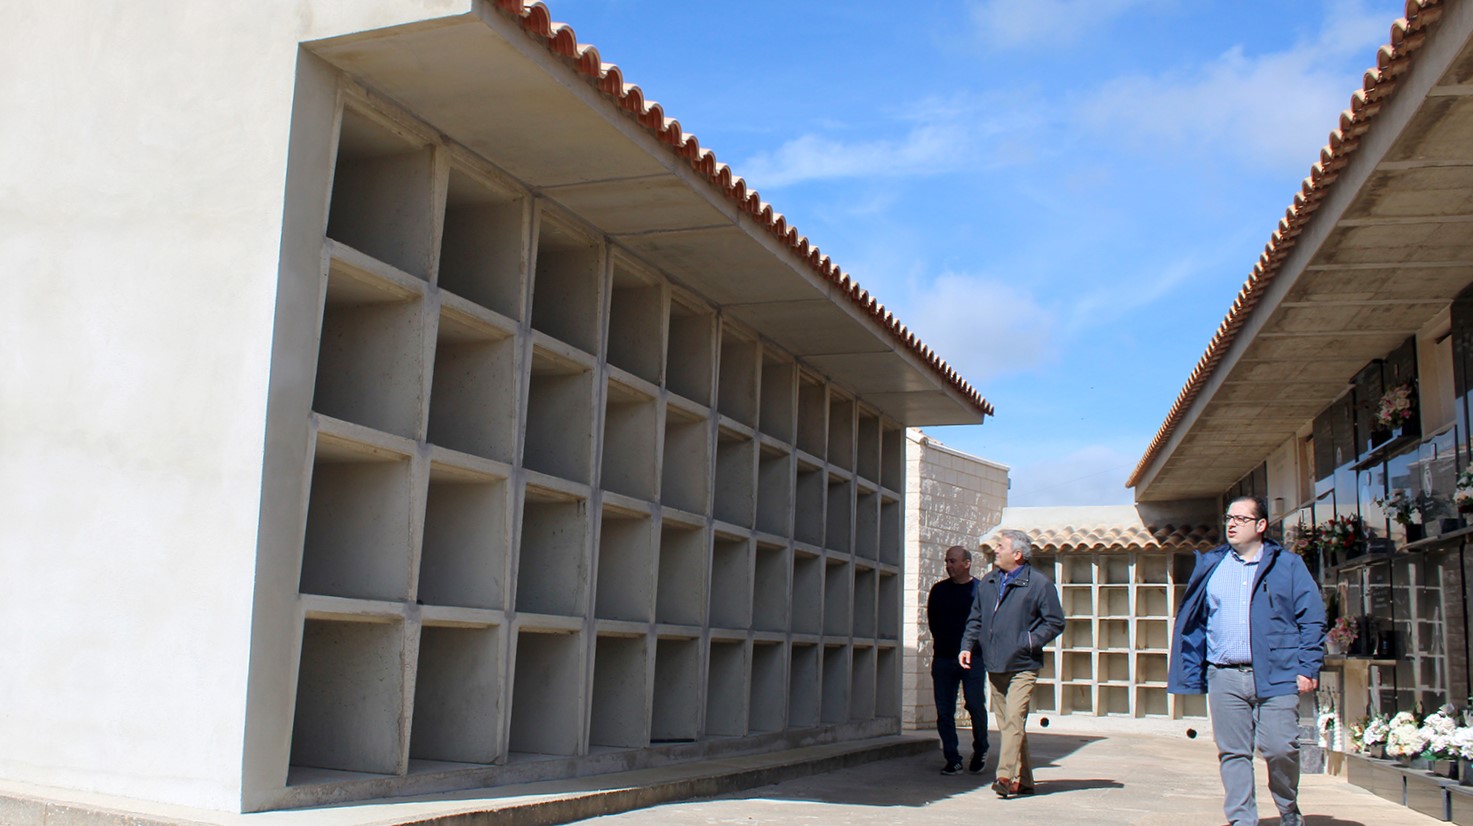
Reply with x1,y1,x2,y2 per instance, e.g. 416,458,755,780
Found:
302,3,988,427
1133,0,1473,501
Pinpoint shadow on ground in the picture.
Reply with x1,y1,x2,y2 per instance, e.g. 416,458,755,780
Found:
695,732,1109,809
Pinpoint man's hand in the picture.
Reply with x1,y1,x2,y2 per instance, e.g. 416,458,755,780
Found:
958,651,972,670
1297,675,1318,694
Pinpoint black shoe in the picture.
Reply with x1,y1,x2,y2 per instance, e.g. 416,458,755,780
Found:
992,777,1012,797
969,752,987,773
941,760,963,776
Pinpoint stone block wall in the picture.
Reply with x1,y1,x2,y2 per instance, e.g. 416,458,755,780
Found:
902,429,1008,731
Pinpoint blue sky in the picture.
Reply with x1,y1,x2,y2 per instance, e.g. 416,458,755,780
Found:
551,0,1405,505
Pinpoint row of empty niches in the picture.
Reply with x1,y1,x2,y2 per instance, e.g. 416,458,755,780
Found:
291,622,904,777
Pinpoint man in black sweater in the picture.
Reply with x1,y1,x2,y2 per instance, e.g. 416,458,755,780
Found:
927,544,989,775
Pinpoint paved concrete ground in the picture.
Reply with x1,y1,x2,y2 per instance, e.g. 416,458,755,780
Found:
574,727,1440,826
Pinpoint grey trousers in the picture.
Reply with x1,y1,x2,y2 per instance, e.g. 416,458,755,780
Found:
1207,665,1301,826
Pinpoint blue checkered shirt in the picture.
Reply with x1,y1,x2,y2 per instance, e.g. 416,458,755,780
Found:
1205,550,1259,666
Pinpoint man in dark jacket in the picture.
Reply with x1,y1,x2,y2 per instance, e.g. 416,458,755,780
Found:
1168,495,1325,826
959,529,1064,799
927,545,988,775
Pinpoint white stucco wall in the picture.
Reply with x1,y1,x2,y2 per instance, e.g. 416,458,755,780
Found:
0,1,472,811
901,429,1008,731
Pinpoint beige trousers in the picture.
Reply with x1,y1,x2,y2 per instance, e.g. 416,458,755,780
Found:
987,669,1038,788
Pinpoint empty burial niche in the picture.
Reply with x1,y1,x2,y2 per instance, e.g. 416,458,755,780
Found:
291,618,404,776
1100,685,1130,716
1063,620,1093,649
825,476,852,554
827,396,855,472
822,559,852,637
419,464,509,610
410,624,502,765
1062,651,1092,682
706,640,747,737
530,214,601,355
1100,651,1129,683
749,642,786,732
524,348,594,484
854,490,878,560
755,445,792,537
716,328,758,427
1100,587,1129,618
666,299,715,406
794,461,825,547
878,497,901,567
880,427,904,491
796,374,827,459
427,309,517,464
607,263,664,386
709,535,752,630
856,414,881,483
759,355,795,443
789,644,821,727
1033,684,1056,714
1101,620,1129,650
601,380,658,501
595,508,655,622
590,634,651,749
656,522,708,627
876,646,899,717
314,260,425,441
877,573,899,639
327,107,435,280
1137,686,1169,717
438,165,525,318
661,403,710,516
515,487,589,618
791,550,823,635
850,645,876,721
1136,586,1169,617
301,435,413,602
852,566,877,639
752,542,790,633
821,644,850,724
713,429,755,528
508,628,583,757
651,637,701,742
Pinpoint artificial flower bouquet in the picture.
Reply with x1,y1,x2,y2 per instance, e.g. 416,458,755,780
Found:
1376,489,1420,526
1457,468,1473,514
1327,616,1358,652
1376,383,1415,429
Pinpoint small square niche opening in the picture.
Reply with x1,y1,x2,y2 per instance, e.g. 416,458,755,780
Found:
821,644,850,724
791,551,822,635
749,642,786,732
796,374,827,459
590,634,651,749
756,445,792,537
666,300,714,406
524,348,593,484
601,380,658,501
705,640,747,737
651,637,700,742
709,535,751,630
530,216,601,356
607,263,663,386
661,404,710,516
410,624,502,765
508,628,583,757
419,465,509,610
717,329,758,427
714,429,755,528
656,522,708,627
291,618,404,776
327,108,435,279
827,396,854,471
595,508,656,623
314,261,425,441
301,435,413,602
437,166,524,319
514,487,590,619
856,414,881,483
752,542,790,633
789,644,820,728
428,310,516,464
759,355,795,443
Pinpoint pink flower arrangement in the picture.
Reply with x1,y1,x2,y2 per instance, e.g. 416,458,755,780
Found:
1376,384,1415,428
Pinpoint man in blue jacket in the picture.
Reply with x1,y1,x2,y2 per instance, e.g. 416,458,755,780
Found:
959,529,1064,799
1168,495,1325,826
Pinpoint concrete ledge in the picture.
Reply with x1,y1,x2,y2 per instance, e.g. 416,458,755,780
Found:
0,734,934,826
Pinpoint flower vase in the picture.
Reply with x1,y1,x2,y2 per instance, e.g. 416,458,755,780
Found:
1434,758,1459,779
1370,428,1392,448
1326,639,1345,657
1407,755,1433,771
1367,744,1386,760
1405,523,1425,543
1461,757,1473,786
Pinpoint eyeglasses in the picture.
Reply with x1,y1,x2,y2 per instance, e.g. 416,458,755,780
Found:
1223,514,1261,526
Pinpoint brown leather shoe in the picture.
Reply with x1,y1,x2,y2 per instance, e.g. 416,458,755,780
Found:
992,777,1012,798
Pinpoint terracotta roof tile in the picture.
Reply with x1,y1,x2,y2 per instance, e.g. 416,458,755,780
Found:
1128,0,1444,489
493,1,993,418
979,506,1219,554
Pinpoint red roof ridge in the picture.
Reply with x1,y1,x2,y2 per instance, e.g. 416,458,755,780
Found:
492,0,994,418
1127,0,1444,490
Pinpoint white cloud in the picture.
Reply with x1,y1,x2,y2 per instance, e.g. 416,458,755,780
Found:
1076,4,1392,170
968,0,1156,50
1008,444,1139,506
736,93,1025,189
900,272,1057,385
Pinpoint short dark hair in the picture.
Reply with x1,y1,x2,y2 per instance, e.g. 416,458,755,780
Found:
945,544,972,562
1228,494,1268,521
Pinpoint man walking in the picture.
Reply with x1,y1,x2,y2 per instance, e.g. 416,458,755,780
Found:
1168,495,1325,826
927,545,989,775
959,529,1064,798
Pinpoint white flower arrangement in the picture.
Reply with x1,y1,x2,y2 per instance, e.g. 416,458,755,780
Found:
1317,712,1339,750
1358,714,1390,752
1419,708,1461,760
1385,711,1427,758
